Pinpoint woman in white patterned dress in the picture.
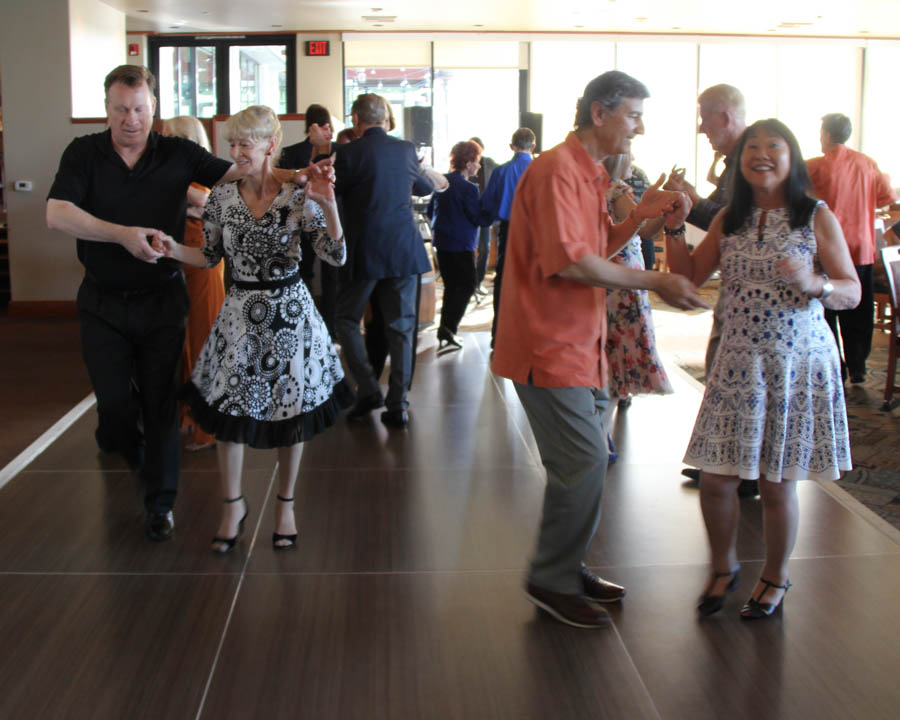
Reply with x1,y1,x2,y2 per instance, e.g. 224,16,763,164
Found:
157,106,347,553
665,119,860,619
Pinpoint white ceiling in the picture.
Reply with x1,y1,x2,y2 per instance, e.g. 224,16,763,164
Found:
112,0,900,38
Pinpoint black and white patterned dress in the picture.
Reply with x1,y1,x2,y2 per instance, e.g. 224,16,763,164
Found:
683,202,852,481
182,182,348,449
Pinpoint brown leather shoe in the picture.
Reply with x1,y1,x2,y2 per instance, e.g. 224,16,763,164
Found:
525,582,612,628
581,565,626,604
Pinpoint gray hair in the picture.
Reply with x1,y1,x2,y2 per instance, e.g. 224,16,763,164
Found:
698,84,746,123
574,71,650,130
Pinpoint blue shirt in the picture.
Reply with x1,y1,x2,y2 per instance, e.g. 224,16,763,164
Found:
480,152,533,222
427,172,490,252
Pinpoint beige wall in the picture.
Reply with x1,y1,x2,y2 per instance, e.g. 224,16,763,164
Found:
0,0,105,303
69,0,126,117
297,33,344,124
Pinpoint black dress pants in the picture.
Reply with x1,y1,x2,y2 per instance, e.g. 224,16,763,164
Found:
437,249,477,335
77,274,188,514
825,263,874,377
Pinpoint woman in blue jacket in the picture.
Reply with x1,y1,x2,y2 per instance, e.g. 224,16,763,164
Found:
428,140,492,349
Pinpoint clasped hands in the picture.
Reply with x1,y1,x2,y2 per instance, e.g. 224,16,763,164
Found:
636,174,692,228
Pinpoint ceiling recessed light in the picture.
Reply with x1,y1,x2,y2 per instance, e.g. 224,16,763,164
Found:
671,26,681,30
271,24,282,27
372,7,383,10
473,24,483,27
137,9,148,12
169,25,181,29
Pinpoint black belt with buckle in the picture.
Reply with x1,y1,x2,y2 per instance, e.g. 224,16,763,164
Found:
233,275,300,291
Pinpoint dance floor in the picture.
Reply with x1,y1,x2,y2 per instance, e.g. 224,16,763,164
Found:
1,331,899,719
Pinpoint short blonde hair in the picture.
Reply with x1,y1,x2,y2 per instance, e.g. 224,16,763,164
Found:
162,115,211,151
224,105,282,152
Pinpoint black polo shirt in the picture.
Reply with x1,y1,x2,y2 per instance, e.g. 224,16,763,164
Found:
48,129,231,290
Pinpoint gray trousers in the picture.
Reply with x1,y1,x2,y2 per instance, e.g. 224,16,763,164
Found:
337,274,418,412
514,383,611,595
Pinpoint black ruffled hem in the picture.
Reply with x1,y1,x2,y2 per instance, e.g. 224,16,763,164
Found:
181,379,355,450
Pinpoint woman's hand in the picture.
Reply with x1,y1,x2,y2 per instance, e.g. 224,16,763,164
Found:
775,255,817,294
149,233,178,259
306,170,336,205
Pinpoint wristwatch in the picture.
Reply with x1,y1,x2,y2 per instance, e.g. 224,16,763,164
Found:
819,274,834,299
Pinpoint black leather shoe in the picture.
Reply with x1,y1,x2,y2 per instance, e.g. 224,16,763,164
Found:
380,409,409,429
347,391,384,421
681,467,700,483
146,510,175,542
849,370,866,384
581,564,626,603
737,480,760,498
437,326,463,350
525,582,612,628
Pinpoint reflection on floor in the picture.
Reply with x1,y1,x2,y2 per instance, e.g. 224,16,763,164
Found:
1,330,899,720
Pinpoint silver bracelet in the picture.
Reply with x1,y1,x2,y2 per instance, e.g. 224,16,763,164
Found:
664,224,686,238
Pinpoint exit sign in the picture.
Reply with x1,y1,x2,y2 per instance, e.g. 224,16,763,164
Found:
305,41,330,56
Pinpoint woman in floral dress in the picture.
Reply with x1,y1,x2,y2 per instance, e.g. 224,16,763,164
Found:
603,156,674,402
665,119,860,619
157,105,347,553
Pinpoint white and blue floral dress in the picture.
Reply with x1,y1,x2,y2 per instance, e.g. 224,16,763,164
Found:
684,202,852,481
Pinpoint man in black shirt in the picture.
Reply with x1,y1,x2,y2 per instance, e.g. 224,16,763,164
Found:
46,65,237,541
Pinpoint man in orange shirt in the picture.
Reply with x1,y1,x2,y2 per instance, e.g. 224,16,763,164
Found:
808,113,897,383
492,70,708,628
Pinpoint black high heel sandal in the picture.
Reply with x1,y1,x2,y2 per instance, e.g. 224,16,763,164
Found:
272,495,298,551
697,564,741,616
740,577,791,619
211,495,248,554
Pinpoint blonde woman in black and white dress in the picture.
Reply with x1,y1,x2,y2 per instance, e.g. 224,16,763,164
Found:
156,105,348,553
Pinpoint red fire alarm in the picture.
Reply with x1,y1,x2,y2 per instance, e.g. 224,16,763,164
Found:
128,43,140,57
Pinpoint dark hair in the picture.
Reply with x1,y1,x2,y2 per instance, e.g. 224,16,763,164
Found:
351,93,387,126
304,103,331,132
336,127,357,144
821,113,852,145
574,71,649,130
510,128,536,151
723,118,818,234
450,140,481,172
104,65,156,100
469,136,484,149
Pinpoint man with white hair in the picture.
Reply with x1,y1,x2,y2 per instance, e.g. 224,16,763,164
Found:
665,84,757,497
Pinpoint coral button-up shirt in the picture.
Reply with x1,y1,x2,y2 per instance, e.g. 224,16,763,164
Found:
807,145,897,265
491,132,611,390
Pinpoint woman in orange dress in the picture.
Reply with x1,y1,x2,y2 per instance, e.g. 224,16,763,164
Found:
162,116,226,451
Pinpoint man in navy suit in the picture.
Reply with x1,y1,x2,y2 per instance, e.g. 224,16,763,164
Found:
334,93,447,429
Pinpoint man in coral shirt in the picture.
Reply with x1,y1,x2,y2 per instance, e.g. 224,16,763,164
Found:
492,70,708,628
808,113,898,383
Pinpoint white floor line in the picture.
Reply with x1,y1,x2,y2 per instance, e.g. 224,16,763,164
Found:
0,393,96,492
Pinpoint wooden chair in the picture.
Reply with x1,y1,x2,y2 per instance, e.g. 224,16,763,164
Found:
880,245,900,409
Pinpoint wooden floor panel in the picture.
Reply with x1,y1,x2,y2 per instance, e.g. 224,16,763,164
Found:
199,572,660,720
0,574,238,720
1,331,898,719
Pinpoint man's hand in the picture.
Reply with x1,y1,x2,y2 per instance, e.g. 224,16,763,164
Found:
653,273,710,310
119,227,167,263
664,166,688,192
635,175,686,222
